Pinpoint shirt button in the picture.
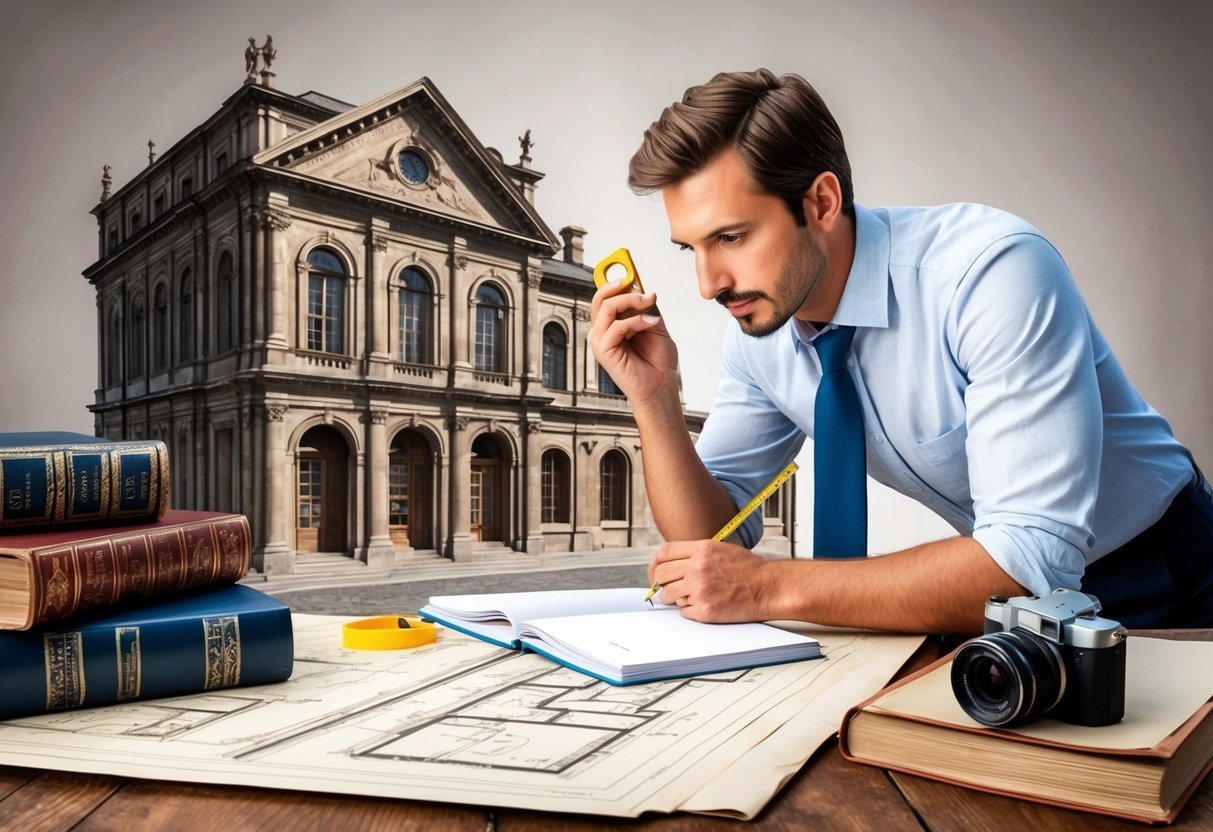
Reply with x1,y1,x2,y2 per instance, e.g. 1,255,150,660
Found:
871,434,884,444
846,359,854,368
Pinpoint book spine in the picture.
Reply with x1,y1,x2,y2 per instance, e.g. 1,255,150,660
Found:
1,603,293,720
0,440,169,529
29,515,252,627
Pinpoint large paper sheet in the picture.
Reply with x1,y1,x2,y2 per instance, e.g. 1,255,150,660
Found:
0,614,922,818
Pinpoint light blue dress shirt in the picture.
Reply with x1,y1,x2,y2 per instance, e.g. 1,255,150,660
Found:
695,202,1194,596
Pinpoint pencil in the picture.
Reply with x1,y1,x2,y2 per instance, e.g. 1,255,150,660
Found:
644,461,799,604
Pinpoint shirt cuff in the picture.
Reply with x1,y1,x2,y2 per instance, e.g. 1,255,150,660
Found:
971,519,1087,598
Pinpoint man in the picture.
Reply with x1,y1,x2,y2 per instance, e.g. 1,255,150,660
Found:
591,69,1212,634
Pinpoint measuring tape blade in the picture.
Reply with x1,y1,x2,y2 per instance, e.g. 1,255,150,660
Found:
712,461,799,541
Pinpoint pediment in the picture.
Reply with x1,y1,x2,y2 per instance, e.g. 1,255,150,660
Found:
255,79,556,248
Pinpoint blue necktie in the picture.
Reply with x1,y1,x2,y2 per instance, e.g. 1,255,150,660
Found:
812,325,867,557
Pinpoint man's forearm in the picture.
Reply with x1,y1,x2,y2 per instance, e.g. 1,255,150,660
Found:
760,536,1027,633
632,390,738,541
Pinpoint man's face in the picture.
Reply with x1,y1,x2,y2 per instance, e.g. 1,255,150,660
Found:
662,147,827,337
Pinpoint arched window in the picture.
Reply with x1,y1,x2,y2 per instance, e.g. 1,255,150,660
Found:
473,283,507,373
152,282,168,372
598,364,623,396
179,268,193,363
128,295,146,378
541,449,570,523
107,308,122,385
307,248,345,353
398,266,432,364
542,323,567,390
216,251,236,353
600,450,629,522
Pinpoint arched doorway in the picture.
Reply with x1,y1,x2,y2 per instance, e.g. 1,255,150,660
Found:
296,425,350,553
470,433,509,543
389,429,434,549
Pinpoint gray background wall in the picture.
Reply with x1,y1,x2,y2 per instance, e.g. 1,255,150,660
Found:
2,0,1208,554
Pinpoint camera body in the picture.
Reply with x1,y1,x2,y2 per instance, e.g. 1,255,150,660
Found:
950,588,1127,728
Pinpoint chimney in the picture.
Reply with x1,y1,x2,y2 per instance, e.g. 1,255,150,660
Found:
559,226,587,265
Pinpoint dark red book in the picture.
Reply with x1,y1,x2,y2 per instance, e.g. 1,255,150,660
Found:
0,510,251,630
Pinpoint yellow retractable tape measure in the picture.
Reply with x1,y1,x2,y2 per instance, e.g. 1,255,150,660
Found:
593,246,646,292
711,461,800,542
342,614,436,650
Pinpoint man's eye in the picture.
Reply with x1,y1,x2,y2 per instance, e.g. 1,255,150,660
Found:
677,244,692,252
720,234,742,245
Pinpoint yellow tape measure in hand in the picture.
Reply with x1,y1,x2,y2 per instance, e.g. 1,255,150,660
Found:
711,461,800,542
342,615,436,650
593,246,646,292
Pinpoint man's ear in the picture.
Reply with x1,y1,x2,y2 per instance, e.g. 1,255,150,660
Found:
802,172,843,232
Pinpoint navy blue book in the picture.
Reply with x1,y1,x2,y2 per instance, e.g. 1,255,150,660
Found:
1,583,293,720
0,431,169,530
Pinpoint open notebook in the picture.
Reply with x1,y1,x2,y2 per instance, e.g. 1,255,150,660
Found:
418,588,821,685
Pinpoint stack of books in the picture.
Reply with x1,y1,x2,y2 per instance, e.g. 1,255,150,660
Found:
0,431,294,720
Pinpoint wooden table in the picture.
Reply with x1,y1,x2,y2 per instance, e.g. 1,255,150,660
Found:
3,632,1210,832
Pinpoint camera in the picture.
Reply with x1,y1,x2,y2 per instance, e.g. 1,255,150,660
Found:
950,588,1127,728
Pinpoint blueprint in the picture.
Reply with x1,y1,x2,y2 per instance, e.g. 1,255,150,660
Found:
0,615,923,818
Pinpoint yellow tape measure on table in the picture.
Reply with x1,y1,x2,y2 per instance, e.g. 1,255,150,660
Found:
342,615,436,650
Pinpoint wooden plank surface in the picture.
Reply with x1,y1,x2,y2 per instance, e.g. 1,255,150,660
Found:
69,779,487,832
0,770,122,832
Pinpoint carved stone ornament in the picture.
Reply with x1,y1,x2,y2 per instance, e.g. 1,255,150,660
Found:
448,415,470,431
369,410,387,425
527,267,544,289
260,208,292,231
488,419,499,434
573,307,591,322
451,253,469,270
408,413,420,427
371,234,390,253
266,403,287,422
527,421,542,434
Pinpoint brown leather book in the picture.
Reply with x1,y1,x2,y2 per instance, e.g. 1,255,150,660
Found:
839,637,1213,824
0,510,251,630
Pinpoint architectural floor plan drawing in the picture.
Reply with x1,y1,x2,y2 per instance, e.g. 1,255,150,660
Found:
0,614,923,818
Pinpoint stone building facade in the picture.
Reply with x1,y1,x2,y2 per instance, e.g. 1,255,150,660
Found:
83,63,794,573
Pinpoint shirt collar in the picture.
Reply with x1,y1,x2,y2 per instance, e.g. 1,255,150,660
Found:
789,202,891,350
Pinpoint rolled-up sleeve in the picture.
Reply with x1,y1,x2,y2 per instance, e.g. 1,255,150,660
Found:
952,234,1101,595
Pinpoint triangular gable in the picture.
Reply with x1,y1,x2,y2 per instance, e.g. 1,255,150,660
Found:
254,78,558,250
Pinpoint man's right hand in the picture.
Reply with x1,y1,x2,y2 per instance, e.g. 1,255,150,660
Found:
589,278,679,406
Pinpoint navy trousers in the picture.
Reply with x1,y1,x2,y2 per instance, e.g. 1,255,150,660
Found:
1080,466,1213,629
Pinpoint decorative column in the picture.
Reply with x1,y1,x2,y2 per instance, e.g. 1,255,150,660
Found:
445,414,473,560
367,225,390,366
261,208,291,352
524,419,545,555
525,263,544,385
254,402,293,574
362,408,395,568
449,242,470,369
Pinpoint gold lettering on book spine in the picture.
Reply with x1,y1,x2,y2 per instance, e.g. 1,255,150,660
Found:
43,559,71,618
44,632,86,710
99,450,114,517
51,451,67,522
115,626,141,700
202,616,242,689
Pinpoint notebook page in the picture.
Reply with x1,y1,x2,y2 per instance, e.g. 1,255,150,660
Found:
519,610,819,681
422,587,663,629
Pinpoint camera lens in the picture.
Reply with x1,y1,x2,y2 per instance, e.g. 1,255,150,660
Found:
950,630,1066,727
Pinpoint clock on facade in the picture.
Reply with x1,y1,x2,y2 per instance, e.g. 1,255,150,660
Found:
397,150,430,185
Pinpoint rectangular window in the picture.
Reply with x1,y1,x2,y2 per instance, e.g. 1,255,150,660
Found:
400,293,424,363
153,193,166,218
308,276,343,353
298,460,323,528
389,463,409,527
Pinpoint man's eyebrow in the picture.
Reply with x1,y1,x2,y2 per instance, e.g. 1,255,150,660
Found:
670,222,750,247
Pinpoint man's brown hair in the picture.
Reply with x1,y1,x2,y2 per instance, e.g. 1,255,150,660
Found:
628,69,854,224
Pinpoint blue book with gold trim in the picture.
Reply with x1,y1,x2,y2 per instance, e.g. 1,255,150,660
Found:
0,431,169,530
1,584,293,720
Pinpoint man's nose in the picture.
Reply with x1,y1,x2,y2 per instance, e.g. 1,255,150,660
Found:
696,252,730,300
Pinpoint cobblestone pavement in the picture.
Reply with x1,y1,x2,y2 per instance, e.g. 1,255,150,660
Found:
276,563,651,616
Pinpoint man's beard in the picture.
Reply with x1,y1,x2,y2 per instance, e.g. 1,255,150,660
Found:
715,232,826,338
